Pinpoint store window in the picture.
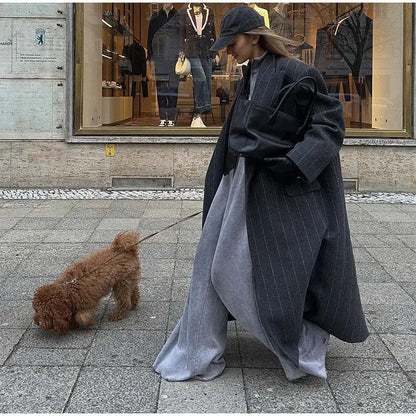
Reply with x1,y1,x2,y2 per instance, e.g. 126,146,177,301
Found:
74,3,412,137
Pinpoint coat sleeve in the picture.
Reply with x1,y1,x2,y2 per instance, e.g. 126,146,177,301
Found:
285,65,345,183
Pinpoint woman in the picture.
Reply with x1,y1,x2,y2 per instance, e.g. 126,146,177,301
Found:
153,5,368,382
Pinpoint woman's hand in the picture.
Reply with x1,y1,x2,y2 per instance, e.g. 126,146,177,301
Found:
260,156,304,182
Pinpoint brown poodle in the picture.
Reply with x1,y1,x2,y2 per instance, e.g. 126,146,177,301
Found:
32,231,141,335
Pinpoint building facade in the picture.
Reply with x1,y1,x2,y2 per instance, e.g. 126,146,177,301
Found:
0,3,415,191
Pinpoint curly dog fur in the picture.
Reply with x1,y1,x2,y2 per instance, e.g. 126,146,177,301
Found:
32,231,141,335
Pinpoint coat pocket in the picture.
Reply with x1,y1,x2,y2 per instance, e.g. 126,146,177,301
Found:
283,179,321,196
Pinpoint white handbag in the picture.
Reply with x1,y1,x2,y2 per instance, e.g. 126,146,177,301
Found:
175,54,191,75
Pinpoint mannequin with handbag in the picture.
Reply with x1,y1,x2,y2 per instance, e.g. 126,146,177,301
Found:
177,3,219,127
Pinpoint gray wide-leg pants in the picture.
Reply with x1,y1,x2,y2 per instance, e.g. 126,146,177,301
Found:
153,157,329,381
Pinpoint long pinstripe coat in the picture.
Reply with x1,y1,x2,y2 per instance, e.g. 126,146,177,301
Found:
202,51,369,367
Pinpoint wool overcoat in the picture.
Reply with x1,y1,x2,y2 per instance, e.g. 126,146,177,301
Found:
202,51,369,367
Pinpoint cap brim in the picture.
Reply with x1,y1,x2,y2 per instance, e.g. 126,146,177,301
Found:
209,34,235,51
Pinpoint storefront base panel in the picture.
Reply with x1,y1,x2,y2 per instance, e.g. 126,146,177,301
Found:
0,141,415,192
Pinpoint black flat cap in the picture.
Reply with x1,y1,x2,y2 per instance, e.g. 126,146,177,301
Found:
209,5,264,51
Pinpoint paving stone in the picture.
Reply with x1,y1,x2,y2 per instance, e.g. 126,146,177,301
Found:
178,228,202,244
380,334,416,371
104,208,146,218
5,347,87,366
55,217,102,230
171,279,190,302
43,230,93,243
138,228,178,244
74,200,114,208
328,371,416,412
224,325,241,368
385,222,416,235
396,234,416,248
20,328,96,349
0,217,22,229
66,367,159,413
147,200,182,209
99,300,169,331
176,243,197,260
173,258,194,278
352,248,376,262
364,304,416,334
346,210,378,222
96,217,142,230
353,234,407,248
140,243,177,259
142,208,182,219
140,279,171,301
0,300,33,329
158,368,246,413
238,331,281,369
400,282,416,301
85,329,165,367
355,262,392,283
88,228,128,243
179,217,201,230
362,203,405,212
381,263,416,282
326,357,401,371
0,366,80,413
12,254,75,279
168,301,184,331
0,328,25,364
349,221,390,235
13,217,61,230
0,277,50,300
369,211,415,222
0,207,34,217
367,247,416,263
137,218,179,230
141,258,175,279
244,368,337,413
66,208,110,218
358,282,415,305
0,229,50,243
26,206,73,218
327,334,392,358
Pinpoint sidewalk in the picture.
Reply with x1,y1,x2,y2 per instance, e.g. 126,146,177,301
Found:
0,196,416,413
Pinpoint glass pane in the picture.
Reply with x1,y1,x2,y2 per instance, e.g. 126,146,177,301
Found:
79,3,406,132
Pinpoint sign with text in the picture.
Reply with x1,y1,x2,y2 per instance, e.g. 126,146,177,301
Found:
0,18,66,78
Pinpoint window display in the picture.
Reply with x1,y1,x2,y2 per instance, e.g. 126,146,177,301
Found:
75,3,411,136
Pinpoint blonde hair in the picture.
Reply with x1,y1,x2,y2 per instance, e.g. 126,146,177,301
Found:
244,26,302,59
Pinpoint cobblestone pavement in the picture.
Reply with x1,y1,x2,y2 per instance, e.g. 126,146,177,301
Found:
0,197,416,413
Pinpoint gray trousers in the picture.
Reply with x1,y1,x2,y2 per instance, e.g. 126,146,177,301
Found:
153,157,329,381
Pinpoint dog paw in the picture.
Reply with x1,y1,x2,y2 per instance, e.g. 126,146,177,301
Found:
109,313,122,322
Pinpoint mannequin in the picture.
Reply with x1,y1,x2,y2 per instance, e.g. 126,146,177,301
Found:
269,3,293,39
246,3,270,28
178,3,218,127
147,3,180,127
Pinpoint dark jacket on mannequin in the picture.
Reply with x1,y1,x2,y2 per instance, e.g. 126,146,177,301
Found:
203,51,369,366
178,3,217,58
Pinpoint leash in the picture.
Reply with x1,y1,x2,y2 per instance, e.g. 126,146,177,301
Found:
62,210,203,287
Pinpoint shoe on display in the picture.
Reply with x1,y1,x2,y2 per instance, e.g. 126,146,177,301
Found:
167,120,175,127
191,114,206,127
158,119,167,127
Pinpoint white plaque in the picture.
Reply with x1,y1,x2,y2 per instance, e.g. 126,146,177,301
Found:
0,79,65,139
0,19,12,76
0,4,67,18
2,18,67,78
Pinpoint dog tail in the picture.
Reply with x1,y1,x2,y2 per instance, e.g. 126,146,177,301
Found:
112,231,140,256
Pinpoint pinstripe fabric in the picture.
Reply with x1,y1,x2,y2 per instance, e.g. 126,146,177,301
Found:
203,51,369,367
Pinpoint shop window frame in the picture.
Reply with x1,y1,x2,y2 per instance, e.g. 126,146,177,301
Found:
72,3,414,140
